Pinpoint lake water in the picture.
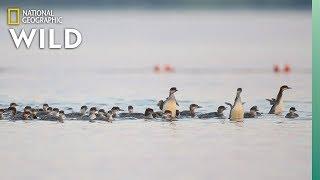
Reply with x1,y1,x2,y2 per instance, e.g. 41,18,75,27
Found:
0,10,311,180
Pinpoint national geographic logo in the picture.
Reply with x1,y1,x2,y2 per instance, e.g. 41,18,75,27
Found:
7,7,20,25
7,7,63,25
6,7,82,49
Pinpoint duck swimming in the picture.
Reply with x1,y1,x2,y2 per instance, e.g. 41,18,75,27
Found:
41,103,49,112
95,109,113,122
110,106,124,118
163,87,179,118
7,107,17,120
244,106,260,118
30,108,38,119
179,104,202,118
198,106,227,119
41,110,65,123
163,110,175,121
7,106,31,121
66,105,88,119
81,107,98,122
268,85,291,115
41,108,60,121
21,111,31,121
0,109,5,120
144,108,155,119
37,105,52,119
57,110,66,123
96,110,113,122
285,107,299,119
4,102,18,113
118,105,145,119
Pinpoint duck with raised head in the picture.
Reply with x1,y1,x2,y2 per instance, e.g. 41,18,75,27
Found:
227,88,245,121
163,87,179,118
268,85,291,115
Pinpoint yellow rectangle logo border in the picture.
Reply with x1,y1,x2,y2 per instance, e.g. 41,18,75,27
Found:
7,7,20,25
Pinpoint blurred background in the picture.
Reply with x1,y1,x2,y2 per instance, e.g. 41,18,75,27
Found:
0,0,311,114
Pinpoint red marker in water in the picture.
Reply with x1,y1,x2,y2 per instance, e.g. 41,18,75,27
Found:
273,65,280,73
154,65,161,73
284,64,291,73
164,64,175,73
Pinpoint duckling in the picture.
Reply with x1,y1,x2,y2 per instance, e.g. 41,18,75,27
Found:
268,85,291,115
119,105,144,119
106,110,114,122
22,111,31,121
96,109,113,122
41,108,60,121
66,105,88,119
244,106,260,118
0,109,4,120
8,106,31,121
57,110,66,123
7,107,17,120
285,107,299,119
198,106,227,119
97,110,113,122
144,108,155,119
179,104,202,118
110,106,124,118
39,103,49,112
11,111,31,121
163,110,174,121
30,108,38,119
81,107,98,122
37,106,52,119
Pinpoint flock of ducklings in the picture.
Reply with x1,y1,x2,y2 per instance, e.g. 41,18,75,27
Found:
0,85,299,123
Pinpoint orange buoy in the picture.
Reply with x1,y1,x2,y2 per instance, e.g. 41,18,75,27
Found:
164,64,174,72
284,64,291,73
154,65,161,73
273,65,280,73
